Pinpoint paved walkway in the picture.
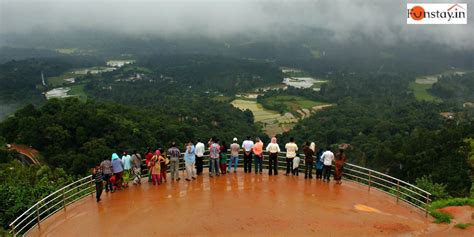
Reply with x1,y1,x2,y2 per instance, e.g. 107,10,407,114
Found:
27,171,462,236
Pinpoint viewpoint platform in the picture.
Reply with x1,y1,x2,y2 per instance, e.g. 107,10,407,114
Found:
25,171,467,237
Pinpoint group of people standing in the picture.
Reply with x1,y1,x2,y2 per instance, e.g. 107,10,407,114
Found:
92,151,142,202
91,136,348,202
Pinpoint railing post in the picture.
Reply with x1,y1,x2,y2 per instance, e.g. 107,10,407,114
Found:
425,193,430,217
36,204,41,229
396,180,400,203
62,189,66,211
11,224,16,236
368,171,372,191
90,176,94,198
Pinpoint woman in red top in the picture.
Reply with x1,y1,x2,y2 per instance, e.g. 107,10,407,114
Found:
145,148,154,183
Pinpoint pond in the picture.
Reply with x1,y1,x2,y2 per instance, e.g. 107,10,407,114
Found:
45,87,71,100
283,77,328,89
106,60,135,68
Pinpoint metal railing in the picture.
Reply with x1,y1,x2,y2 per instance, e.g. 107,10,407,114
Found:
9,176,94,236
10,151,431,236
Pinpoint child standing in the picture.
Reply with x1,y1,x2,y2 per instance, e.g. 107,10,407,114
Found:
292,154,301,176
92,164,104,202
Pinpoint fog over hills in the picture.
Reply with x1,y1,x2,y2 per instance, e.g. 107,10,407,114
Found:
1,0,473,50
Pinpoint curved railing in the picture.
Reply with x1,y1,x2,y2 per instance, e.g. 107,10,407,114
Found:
9,151,431,236
9,176,94,236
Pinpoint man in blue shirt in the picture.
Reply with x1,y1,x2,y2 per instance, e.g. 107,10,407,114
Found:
184,142,197,181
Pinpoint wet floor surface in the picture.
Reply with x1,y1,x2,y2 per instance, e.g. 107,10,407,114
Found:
28,170,444,236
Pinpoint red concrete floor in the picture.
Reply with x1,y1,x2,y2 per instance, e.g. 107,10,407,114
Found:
27,171,461,236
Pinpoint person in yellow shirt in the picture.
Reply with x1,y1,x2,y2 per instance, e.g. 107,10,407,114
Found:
252,138,264,174
285,137,298,176
151,150,162,185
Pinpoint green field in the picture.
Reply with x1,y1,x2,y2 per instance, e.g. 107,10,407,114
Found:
212,95,233,103
68,84,87,101
48,73,76,87
263,95,326,111
231,99,287,122
409,82,442,102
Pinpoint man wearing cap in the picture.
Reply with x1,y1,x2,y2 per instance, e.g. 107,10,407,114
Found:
228,138,240,173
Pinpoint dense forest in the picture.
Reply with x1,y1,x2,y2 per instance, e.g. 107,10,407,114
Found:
276,73,472,196
430,72,474,103
0,98,262,175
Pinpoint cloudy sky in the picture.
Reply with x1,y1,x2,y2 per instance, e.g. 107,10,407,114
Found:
1,0,473,49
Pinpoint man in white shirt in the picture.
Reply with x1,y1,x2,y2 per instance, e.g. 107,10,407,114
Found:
321,148,335,182
284,137,298,176
242,136,254,173
195,140,205,175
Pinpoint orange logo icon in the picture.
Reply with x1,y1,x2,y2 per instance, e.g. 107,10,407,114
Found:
410,6,425,21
